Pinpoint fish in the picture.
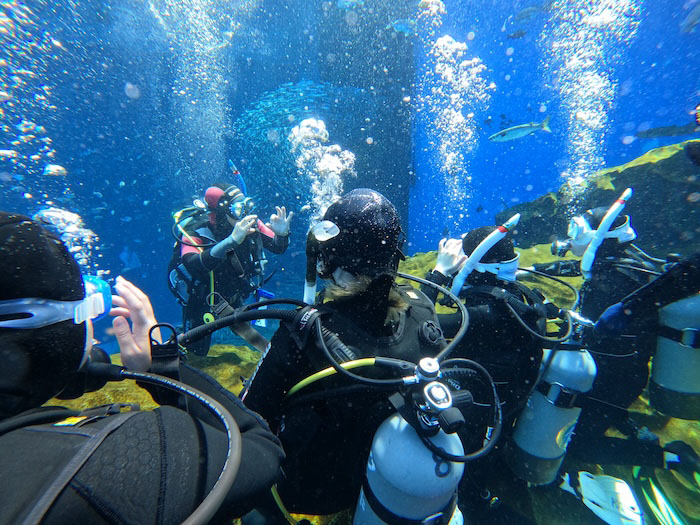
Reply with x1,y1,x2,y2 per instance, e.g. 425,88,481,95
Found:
0,90,11,102
337,0,364,9
635,122,699,139
507,30,527,39
489,115,551,142
696,102,700,126
681,2,700,32
43,164,67,176
386,19,417,36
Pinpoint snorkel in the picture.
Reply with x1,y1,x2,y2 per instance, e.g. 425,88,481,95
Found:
304,229,319,304
450,213,520,296
228,159,248,196
303,220,341,304
580,188,633,279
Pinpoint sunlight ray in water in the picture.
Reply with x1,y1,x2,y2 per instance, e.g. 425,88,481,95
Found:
542,0,641,202
416,2,493,218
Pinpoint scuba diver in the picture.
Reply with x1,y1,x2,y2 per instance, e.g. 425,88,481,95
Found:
243,189,464,518
168,180,293,355
533,191,700,521
420,222,570,522
0,212,284,524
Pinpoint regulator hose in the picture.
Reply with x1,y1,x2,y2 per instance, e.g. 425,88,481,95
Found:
178,308,298,346
86,363,242,525
315,320,408,386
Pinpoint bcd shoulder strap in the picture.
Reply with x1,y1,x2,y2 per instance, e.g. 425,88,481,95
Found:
19,409,140,525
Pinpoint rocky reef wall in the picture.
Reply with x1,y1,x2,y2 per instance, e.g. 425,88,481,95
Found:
496,140,700,257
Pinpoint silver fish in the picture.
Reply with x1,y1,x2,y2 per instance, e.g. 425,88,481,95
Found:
489,115,551,142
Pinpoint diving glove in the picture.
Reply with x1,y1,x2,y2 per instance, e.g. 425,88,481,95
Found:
594,302,630,337
211,215,258,258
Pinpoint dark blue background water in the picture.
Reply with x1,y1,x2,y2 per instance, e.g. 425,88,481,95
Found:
1,0,698,340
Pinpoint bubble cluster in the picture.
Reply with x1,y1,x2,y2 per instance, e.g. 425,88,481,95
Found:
541,0,641,199
0,1,61,181
288,118,356,219
417,31,492,207
32,207,104,275
144,0,261,184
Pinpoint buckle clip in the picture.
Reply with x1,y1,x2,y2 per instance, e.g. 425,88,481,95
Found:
680,328,699,349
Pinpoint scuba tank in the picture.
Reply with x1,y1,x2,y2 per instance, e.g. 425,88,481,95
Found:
355,412,464,524
507,347,597,485
649,293,700,420
353,367,466,525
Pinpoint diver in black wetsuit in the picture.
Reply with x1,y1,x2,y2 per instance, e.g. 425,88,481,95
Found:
420,228,552,523
168,182,293,355
243,189,449,517
537,204,700,483
421,228,548,433
0,212,284,524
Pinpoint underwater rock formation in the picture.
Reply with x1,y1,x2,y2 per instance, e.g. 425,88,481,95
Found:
496,139,700,257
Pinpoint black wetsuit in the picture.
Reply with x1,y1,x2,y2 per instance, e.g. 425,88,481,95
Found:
0,364,284,524
421,270,546,433
243,283,446,515
421,270,546,523
536,247,700,468
173,217,288,355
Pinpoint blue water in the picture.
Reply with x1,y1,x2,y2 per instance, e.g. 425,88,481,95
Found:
0,0,698,333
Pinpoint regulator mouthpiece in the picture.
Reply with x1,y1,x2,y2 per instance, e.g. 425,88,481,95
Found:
551,239,571,257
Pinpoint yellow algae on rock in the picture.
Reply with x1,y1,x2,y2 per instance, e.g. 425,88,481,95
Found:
47,354,159,411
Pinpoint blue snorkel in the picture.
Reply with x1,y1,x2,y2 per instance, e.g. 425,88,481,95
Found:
228,160,248,196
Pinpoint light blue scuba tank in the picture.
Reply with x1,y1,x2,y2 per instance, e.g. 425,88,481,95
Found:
354,412,465,524
507,348,597,485
649,293,700,420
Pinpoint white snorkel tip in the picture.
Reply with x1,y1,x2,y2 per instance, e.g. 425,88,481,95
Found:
303,282,317,305
502,213,520,232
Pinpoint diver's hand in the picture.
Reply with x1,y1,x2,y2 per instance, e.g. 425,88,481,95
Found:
593,302,629,337
232,214,258,244
268,206,293,236
434,238,466,277
109,276,160,372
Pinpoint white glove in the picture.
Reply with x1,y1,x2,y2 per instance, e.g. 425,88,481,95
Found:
434,238,466,277
232,214,258,244
211,214,258,258
267,206,294,236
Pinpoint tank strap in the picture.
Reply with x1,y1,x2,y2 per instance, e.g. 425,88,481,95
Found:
361,476,457,525
536,381,584,409
20,410,140,524
658,325,700,349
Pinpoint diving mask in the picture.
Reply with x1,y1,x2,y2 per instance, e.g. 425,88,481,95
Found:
567,214,636,256
473,253,521,282
230,196,255,220
0,275,112,329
